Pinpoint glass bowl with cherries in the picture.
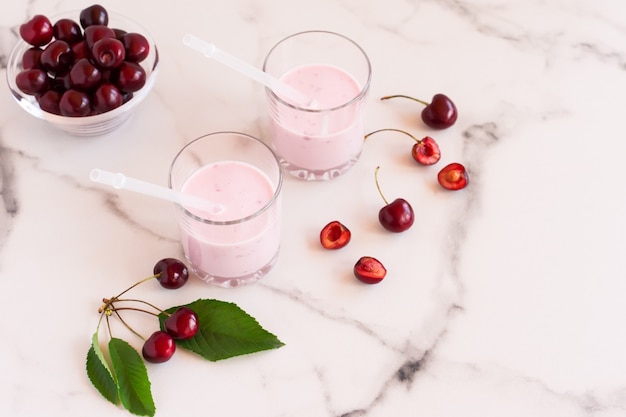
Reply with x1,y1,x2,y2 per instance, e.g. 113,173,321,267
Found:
5,5,159,137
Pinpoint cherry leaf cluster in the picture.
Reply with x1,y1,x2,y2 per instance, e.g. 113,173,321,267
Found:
85,259,284,416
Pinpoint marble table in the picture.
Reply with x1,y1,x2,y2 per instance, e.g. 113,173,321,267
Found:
2,0,626,416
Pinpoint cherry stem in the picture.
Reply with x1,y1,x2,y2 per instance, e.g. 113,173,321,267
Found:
105,314,113,338
94,274,167,344
97,297,116,334
115,274,159,299
111,307,161,317
98,298,160,342
115,298,169,316
374,166,389,205
113,308,146,342
380,94,429,106
364,128,421,144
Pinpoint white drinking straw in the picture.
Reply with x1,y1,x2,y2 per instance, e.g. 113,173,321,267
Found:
182,33,315,108
89,169,225,215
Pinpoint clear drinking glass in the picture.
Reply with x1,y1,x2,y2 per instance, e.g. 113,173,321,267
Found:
263,30,371,181
169,132,282,288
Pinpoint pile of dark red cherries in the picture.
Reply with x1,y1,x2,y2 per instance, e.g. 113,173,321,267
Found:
14,4,150,117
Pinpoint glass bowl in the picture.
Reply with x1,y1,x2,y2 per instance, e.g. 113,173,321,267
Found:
5,10,159,137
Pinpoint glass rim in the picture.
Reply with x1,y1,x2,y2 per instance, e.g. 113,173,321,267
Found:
168,131,283,226
262,30,372,113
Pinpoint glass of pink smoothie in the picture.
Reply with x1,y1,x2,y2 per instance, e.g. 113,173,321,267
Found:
263,31,371,181
169,132,282,288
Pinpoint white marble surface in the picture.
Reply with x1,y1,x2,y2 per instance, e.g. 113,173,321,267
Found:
2,0,626,416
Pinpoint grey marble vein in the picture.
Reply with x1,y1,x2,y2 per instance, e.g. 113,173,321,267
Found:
0,135,18,254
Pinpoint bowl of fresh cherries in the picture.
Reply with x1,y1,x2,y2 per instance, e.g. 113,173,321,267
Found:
5,4,159,137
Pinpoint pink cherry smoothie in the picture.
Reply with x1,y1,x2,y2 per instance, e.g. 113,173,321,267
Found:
270,63,366,172
178,160,281,281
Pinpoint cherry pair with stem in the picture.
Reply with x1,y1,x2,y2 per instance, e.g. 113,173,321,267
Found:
96,258,198,364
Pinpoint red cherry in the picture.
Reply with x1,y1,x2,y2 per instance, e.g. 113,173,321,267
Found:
15,68,49,95
412,137,441,165
59,89,91,117
120,32,150,63
91,37,126,69
79,4,109,28
69,58,102,91
365,128,441,165
71,40,90,61
380,93,458,129
21,47,43,70
40,39,73,74
111,61,146,92
19,15,53,46
53,18,83,44
320,220,351,249
437,163,469,190
142,331,176,363
374,167,414,233
83,25,116,49
379,198,414,233
164,307,199,340
354,256,387,284
153,258,189,289
37,90,62,115
92,83,123,113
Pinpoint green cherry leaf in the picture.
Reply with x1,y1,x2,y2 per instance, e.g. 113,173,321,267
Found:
159,299,285,361
86,332,119,405
108,338,156,417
